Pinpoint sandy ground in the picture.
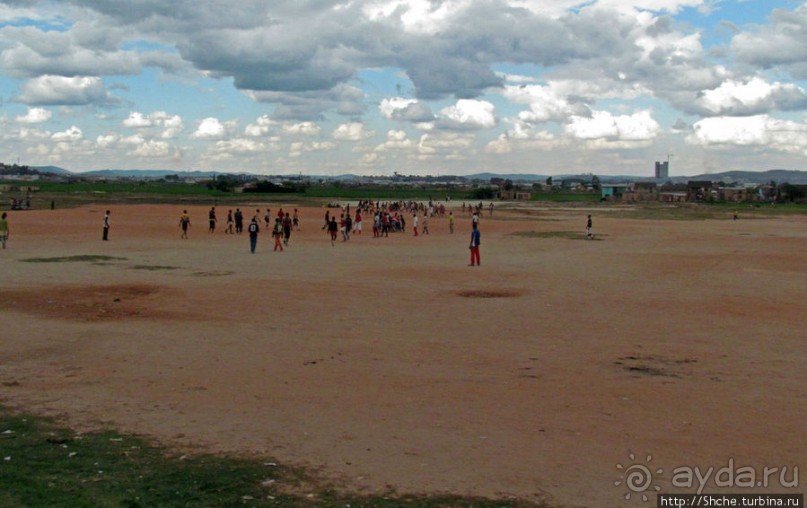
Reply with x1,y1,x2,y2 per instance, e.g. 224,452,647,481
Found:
0,202,805,507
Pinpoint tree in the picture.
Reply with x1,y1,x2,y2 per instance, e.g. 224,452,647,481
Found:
591,175,601,191
546,176,553,186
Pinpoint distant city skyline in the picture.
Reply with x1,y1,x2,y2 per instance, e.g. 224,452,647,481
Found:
1,1,806,177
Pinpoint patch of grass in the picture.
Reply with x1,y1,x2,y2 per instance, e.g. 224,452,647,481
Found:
20,255,127,264
129,265,179,271
512,231,602,241
0,407,550,507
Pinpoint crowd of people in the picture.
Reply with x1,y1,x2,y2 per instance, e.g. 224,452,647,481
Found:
0,199,598,266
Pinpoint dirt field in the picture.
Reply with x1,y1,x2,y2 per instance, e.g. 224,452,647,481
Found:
0,203,805,507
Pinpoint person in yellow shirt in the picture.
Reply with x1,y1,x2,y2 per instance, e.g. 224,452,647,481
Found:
179,210,191,239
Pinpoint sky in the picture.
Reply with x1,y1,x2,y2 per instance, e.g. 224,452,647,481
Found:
1,0,806,177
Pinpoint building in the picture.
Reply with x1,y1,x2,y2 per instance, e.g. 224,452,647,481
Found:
622,182,658,202
654,161,669,179
686,181,714,202
600,183,630,201
497,189,532,200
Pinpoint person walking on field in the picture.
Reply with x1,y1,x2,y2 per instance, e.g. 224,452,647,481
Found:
225,210,234,234
328,216,338,246
422,214,430,235
282,212,292,246
179,210,191,239
412,213,419,236
248,217,260,253
0,212,9,249
448,211,455,234
586,214,593,239
272,217,284,251
234,208,243,234
469,222,481,266
208,207,217,233
293,208,300,230
102,210,111,241
354,209,362,235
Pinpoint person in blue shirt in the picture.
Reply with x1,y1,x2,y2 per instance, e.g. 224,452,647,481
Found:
248,217,260,253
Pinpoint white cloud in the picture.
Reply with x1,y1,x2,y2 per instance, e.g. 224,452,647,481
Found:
696,77,807,116
123,112,153,128
159,114,184,139
565,110,660,142
688,115,807,154
130,140,174,158
16,107,52,124
96,134,119,148
51,126,83,142
245,115,277,137
191,117,227,139
333,122,373,141
283,122,321,136
438,99,496,129
15,75,118,106
375,129,414,151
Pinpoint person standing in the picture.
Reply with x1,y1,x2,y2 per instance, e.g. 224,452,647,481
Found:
293,208,300,230
0,212,9,249
248,217,260,253
208,207,217,233
273,217,284,251
282,212,292,246
328,215,338,246
354,209,362,235
586,214,593,239
234,208,243,234
225,210,235,234
412,213,419,236
179,210,191,239
102,210,111,241
422,214,430,235
448,211,455,234
469,222,481,266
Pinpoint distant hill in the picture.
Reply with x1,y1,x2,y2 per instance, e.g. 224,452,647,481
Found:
684,169,807,184
31,165,71,175
467,173,546,181
20,166,807,184
82,169,218,178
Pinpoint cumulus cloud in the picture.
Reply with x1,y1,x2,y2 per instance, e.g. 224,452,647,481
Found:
731,5,807,78
695,77,807,116
332,122,373,141
130,139,173,158
123,111,184,138
438,99,496,129
123,111,153,128
283,122,321,136
379,97,434,122
191,117,227,139
374,129,414,151
51,125,83,142
565,110,660,142
14,75,120,106
688,115,807,154
245,115,277,137
16,107,51,124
